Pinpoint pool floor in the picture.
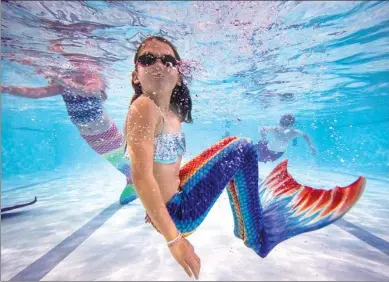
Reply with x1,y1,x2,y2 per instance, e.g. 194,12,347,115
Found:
1,164,389,281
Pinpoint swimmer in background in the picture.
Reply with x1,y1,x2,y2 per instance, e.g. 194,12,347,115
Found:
1,40,136,205
257,114,317,163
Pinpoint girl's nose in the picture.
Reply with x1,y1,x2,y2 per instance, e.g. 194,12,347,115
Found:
154,58,165,67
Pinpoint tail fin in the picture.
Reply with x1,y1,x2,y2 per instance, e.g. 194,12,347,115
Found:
258,160,365,257
119,183,138,205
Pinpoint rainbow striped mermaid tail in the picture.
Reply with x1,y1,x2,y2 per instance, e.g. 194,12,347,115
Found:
256,159,366,257
81,122,138,205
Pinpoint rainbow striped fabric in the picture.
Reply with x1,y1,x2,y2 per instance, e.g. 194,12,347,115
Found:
148,136,365,258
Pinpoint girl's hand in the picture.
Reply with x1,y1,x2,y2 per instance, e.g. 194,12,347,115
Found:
168,236,201,280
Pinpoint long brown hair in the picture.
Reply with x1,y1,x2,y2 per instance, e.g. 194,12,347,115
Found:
130,36,193,123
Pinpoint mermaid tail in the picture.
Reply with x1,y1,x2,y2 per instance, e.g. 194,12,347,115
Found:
257,159,366,257
146,137,365,258
62,90,136,205
104,148,137,205
81,121,138,205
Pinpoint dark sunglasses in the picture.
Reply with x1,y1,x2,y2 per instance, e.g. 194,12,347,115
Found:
137,53,179,68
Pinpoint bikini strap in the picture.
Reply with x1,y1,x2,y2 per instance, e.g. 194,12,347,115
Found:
157,107,165,135
160,117,165,134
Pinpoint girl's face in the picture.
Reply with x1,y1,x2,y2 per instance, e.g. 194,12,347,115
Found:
132,38,181,96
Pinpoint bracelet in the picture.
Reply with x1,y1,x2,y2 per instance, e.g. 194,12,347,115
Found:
167,232,182,246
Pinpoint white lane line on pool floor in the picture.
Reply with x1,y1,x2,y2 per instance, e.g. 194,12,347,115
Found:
9,202,123,281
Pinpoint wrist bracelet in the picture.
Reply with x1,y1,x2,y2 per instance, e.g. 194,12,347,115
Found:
167,232,182,246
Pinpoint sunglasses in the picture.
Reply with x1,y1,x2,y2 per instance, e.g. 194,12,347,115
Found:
137,53,179,68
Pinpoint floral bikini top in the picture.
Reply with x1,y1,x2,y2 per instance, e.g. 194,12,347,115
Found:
153,117,186,164
124,114,186,164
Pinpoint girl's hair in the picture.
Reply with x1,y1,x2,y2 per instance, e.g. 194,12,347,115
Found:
130,36,193,123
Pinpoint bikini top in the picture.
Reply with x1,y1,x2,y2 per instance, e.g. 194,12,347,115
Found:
153,117,186,164
124,107,186,164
